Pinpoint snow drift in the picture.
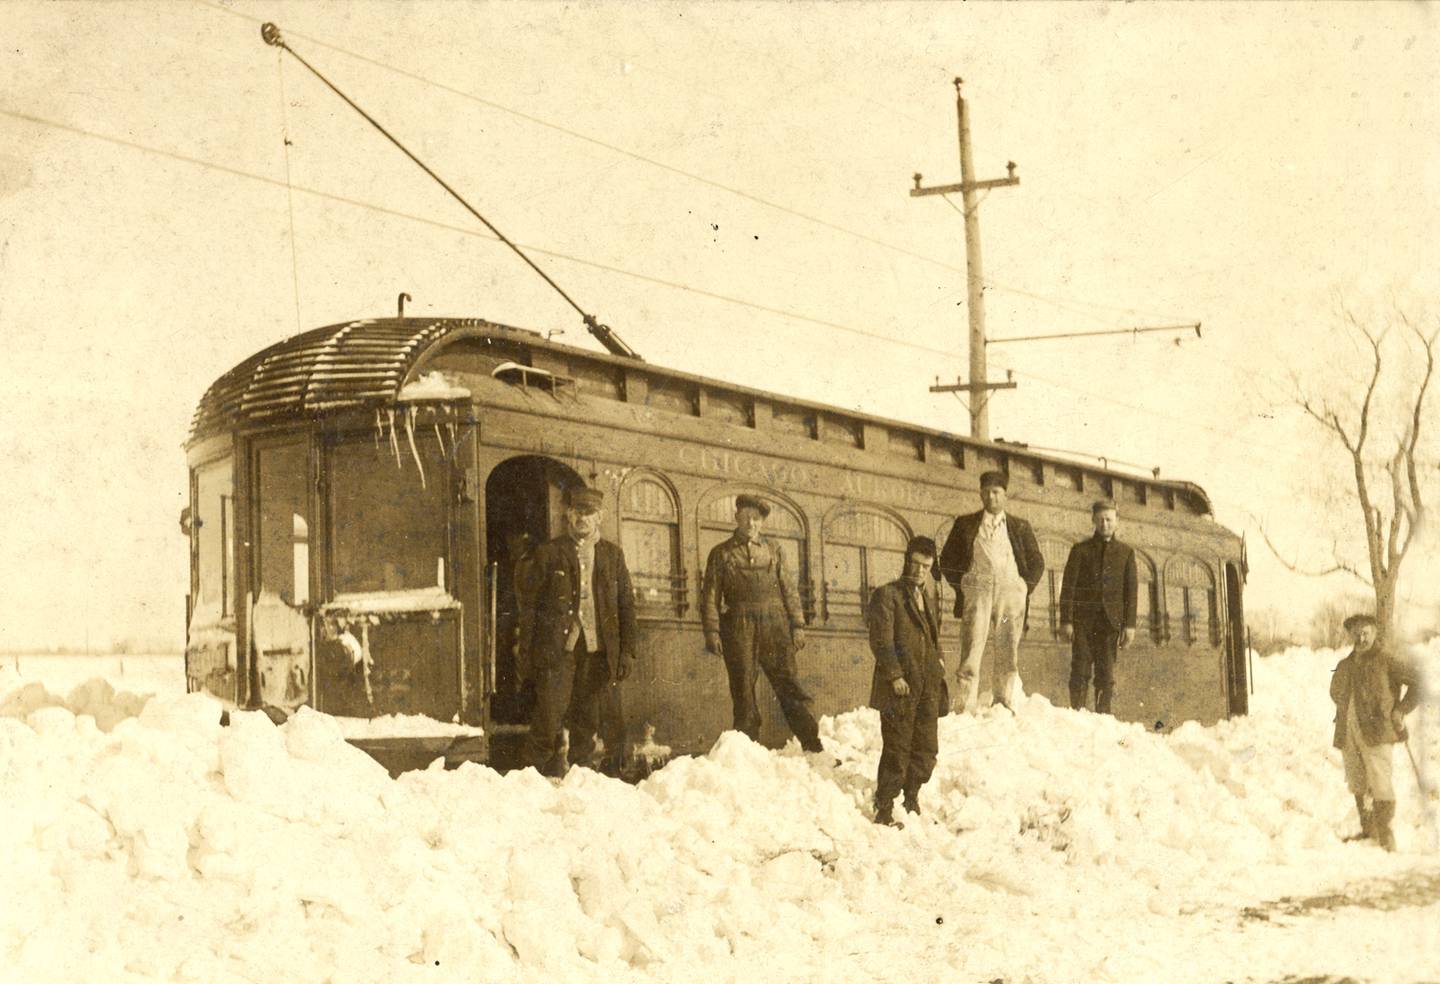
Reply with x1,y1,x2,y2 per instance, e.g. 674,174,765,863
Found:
1,643,1437,983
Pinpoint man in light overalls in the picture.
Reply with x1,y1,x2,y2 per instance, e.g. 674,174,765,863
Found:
938,471,1045,713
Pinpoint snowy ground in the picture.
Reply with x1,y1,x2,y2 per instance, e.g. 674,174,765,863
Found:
2,644,1437,984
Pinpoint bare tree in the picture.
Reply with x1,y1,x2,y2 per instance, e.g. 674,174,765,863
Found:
1263,305,1437,640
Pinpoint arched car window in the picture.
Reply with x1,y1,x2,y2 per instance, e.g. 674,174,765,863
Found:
620,473,684,617
822,509,911,621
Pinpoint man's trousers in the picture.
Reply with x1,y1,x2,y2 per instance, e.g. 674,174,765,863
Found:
1069,617,1120,714
955,572,1028,712
721,608,821,751
526,645,613,777
875,673,943,810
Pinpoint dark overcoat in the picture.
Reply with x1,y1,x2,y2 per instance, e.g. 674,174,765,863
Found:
1330,646,1423,748
518,535,638,681
936,510,1045,619
866,578,947,710
1058,535,1139,630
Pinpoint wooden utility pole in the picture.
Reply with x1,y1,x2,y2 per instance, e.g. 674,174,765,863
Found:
911,78,1019,440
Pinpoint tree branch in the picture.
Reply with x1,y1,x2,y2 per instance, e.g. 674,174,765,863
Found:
1249,513,1372,585
1397,312,1437,537
1342,303,1386,461
1298,396,1355,452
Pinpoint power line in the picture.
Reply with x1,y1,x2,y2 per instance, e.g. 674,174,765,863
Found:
192,0,973,281
1008,366,1299,458
529,17,936,134
259,22,645,360
198,0,1217,346
982,278,1192,325
0,105,964,362
275,50,304,334
0,104,1292,467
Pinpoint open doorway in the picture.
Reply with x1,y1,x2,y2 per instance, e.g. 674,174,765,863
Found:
486,456,586,725
1224,562,1249,716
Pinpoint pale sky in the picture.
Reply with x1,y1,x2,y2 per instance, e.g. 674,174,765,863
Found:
1,1,1436,649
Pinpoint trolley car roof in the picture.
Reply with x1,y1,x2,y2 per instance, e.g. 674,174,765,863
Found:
189,316,1215,515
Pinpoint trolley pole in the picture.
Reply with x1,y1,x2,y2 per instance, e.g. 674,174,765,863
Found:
912,78,1019,441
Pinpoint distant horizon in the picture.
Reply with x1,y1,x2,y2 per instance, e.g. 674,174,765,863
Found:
0,644,182,658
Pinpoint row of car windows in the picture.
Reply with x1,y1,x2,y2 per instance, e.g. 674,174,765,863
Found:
618,474,1221,645
191,456,1222,647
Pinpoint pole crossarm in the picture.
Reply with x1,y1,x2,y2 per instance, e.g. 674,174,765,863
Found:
990,323,1202,345
910,172,1020,197
907,78,1017,440
929,379,1019,394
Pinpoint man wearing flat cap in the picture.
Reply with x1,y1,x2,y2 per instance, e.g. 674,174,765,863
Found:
937,470,1045,713
519,486,638,777
701,493,824,753
1329,613,1424,851
867,535,947,826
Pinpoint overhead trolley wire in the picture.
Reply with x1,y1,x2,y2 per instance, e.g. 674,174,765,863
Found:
192,0,975,279
0,106,1284,464
274,49,304,334
256,22,644,359
0,106,962,362
197,0,1211,341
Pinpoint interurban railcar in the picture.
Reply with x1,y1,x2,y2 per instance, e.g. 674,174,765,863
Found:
183,316,1248,762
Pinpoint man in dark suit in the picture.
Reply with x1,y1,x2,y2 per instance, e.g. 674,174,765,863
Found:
937,470,1045,713
1059,499,1138,715
519,487,638,777
867,536,947,827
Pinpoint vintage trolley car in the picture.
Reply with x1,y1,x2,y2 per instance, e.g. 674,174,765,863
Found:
184,316,1248,764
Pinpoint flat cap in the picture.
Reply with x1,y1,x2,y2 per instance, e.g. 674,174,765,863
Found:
979,470,1009,490
906,535,938,558
734,493,771,518
565,486,605,513
1342,613,1378,632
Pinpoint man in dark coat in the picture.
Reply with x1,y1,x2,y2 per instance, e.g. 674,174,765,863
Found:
1059,499,1138,714
519,487,638,777
1329,613,1424,851
937,470,1045,713
867,536,947,827
700,493,823,753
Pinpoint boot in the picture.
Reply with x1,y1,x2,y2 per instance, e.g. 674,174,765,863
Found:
1342,794,1372,842
873,800,903,828
902,789,922,817
1094,686,1113,716
1069,683,1087,711
1371,800,1396,852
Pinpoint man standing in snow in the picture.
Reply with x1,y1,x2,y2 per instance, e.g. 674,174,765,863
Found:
1329,613,1424,851
700,493,824,753
937,470,1045,713
519,487,638,778
867,536,946,827
1058,500,1138,715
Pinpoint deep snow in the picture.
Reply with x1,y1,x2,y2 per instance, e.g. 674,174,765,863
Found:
1,643,1437,983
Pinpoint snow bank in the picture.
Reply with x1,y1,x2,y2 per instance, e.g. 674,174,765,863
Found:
2,645,1437,983
0,654,184,709
0,676,154,734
